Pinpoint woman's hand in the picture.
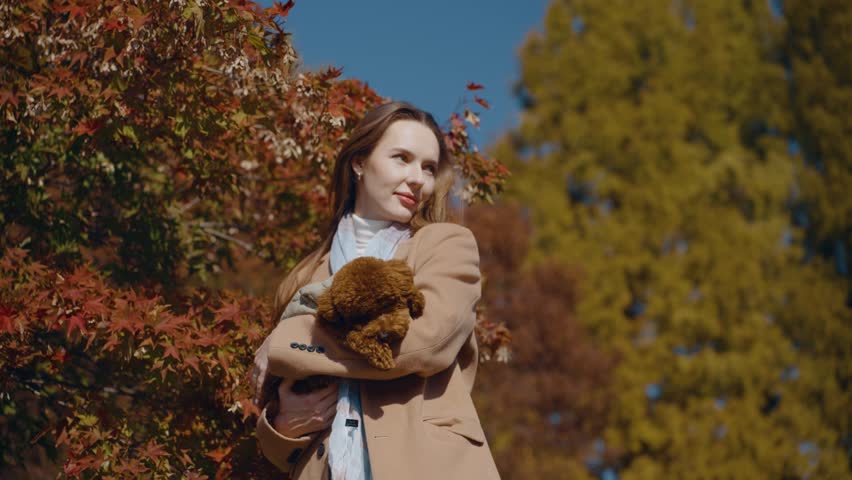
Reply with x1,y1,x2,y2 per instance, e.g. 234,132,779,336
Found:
251,335,272,406
253,276,335,405
272,378,339,438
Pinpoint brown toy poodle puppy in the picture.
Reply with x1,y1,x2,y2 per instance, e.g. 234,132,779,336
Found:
284,257,425,394
316,256,426,370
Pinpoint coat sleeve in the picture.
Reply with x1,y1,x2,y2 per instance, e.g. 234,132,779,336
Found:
266,223,481,380
256,252,323,473
256,406,318,474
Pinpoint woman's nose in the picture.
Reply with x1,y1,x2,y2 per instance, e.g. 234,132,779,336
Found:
406,164,425,186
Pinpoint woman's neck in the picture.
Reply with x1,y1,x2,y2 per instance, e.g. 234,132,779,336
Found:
352,212,392,255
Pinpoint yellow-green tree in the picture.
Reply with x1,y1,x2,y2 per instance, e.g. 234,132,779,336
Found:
490,0,851,478
783,0,852,294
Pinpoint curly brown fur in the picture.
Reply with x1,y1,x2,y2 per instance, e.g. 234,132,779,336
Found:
314,257,425,370
343,309,411,369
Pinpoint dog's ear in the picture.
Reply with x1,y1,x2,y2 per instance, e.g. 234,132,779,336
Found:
315,290,334,324
407,290,426,318
316,290,347,333
344,329,395,370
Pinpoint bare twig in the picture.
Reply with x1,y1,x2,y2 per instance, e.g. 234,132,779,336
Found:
202,227,254,251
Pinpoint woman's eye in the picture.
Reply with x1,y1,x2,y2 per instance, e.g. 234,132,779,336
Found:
425,165,437,174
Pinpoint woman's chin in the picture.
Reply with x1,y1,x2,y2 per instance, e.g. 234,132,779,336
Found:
390,209,414,224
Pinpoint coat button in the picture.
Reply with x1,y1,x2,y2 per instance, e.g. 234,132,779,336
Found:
317,442,325,458
316,346,326,354
306,345,315,352
287,448,302,464
290,342,299,349
299,343,307,350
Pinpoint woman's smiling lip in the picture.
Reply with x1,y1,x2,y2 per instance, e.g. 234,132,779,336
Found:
395,193,417,206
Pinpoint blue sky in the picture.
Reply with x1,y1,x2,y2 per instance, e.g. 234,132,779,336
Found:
260,0,549,150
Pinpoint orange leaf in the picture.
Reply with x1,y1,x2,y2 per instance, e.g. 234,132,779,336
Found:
51,348,70,363
271,0,295,19
214,302,241,325
163,344,181,361
206,446,232,463
66,314,87,335
466,82,485,91
127,7,151,29
0,305,15,333
103,17,125,32
103,47,117,63
138,440,168,462
0,90,19,107
474,95,490,110
184,354,201,373
55,1,89,20
240,397,260,422
72,119,102,136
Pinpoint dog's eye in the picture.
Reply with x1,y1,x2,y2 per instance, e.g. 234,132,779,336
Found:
377,332,390,342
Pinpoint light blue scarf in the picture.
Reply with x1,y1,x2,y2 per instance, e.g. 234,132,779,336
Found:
327,212,411,480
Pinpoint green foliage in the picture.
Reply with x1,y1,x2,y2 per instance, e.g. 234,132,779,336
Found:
492,0,852,478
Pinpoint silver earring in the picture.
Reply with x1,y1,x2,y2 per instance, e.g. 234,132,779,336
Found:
356,171,363,181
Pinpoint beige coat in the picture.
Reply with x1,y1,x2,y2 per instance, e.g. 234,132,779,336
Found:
256,222,501,479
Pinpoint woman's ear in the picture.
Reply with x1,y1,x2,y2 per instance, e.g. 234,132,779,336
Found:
352,158,365,176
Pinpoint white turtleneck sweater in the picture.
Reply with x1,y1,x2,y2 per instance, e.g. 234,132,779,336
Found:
352,212,392,256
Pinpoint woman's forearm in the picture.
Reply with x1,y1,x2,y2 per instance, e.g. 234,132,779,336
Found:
267,225,481,381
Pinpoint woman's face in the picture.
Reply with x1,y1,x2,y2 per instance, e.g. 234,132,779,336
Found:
353,119,441,223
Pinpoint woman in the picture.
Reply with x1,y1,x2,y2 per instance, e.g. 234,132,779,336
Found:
251,101,501,480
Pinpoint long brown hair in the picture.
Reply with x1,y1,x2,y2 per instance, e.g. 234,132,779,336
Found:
271,101,456,322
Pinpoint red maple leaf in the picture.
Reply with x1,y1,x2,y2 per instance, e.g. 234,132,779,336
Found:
474,95,490,110
50,85,73,99
102,336,122,352
83,296,110,318
113,458,149,475
138,441,168,462
69,51,88,68
270,0,295,19
51,348,70,363
214,302,242,325
0,90,19,107
109,298,142,334
177,449,193,467
466,82,485,91
183,354,201,373
103,17,125,32
159,364,175,382
53,67,73,81
0,305,16,333
319,66,343,82
194,329,223,347
55,2,89,20
66,314,87,335
153,313,184,335
162,343,181,361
